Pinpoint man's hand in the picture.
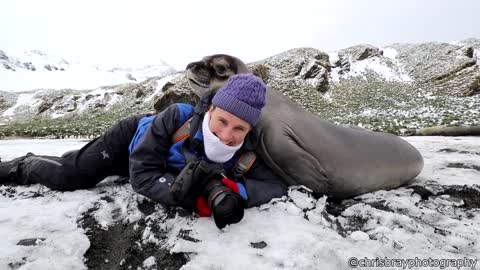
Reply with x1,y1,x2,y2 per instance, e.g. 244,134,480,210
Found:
170,159,226,203
169,160,199,202
194,159,226,183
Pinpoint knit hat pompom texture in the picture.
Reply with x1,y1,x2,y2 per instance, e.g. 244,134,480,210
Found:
212,74,266,126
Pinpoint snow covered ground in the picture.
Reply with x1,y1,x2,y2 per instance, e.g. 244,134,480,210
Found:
0,137,479,270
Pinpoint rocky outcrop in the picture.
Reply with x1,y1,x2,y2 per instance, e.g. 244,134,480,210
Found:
391,40,480,96
0,50,8,60
335,44,383,71
152,74,198,113
0,76,177,137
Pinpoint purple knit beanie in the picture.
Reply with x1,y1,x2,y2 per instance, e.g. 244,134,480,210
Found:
212,74,266,127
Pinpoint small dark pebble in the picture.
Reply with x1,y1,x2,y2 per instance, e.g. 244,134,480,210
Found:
251,241,267,249
17,238,46,246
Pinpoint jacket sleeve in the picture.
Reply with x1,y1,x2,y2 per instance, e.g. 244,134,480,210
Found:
129,104,188,207
242,157,288,208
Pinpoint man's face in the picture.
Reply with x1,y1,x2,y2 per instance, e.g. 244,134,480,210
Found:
208,106,252,146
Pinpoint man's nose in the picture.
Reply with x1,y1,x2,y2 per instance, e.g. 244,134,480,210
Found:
217,129,233,144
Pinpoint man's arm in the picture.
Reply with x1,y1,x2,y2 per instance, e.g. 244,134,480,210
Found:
242,157,288,208
129,104,193,207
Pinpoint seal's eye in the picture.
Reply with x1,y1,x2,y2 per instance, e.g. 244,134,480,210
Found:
215,65,227,76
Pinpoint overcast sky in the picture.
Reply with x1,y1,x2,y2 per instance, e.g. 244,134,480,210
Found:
1,0,479,70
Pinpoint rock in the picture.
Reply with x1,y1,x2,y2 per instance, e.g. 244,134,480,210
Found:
0,50,8,60
23,62,36,71
300,60,326,79
392,41,480,96
37,100,53,114
349,231,369,241
263,47,329,77
464,77,480,96
341,44,383,62
465,47,474,58
126,73,137,81
250,241,267,249
135,88,144,98
335,44,382,74
334,53,350,71
153,90,198,113
17,238,46,246
3,63,15,71
153,75,197,113
250,63,270,82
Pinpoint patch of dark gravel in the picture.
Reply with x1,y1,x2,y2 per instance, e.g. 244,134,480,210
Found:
78,206,188,270
446,163,480,171
437,185,480,209
410,185,434,200
439,148,480,155
137,200,157,216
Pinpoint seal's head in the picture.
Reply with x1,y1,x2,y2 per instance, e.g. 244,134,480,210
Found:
185,54,250,97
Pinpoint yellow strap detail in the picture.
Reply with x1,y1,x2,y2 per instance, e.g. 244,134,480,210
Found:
172,117,193,143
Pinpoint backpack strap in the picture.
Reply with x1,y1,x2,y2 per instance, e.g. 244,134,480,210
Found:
233,151,257,176
172,117,193,143
171,117,198,164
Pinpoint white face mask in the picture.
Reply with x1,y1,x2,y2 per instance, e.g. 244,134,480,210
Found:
202,111,243,163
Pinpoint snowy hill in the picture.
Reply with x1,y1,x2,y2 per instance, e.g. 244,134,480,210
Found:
0,39,479,138
0,49,176,91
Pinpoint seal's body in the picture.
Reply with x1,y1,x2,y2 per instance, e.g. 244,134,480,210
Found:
186,54,423,197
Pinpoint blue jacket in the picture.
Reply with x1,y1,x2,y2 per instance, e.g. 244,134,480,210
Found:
129,103,287,208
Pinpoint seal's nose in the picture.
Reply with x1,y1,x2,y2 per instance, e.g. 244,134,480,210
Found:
186,61,203,71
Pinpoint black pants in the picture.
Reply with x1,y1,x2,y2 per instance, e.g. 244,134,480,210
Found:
16,114,149,191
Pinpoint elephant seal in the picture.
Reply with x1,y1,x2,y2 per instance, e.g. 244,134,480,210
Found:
413,124,480,136
186,54,424,198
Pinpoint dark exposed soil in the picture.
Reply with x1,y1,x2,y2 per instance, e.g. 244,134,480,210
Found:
438,185,480,209
325,197,393,217
446,162,480,171
410,185,434,200
78,202,188,270
438,148,480,156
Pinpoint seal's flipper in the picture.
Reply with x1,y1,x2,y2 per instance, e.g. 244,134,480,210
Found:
258,126,330,195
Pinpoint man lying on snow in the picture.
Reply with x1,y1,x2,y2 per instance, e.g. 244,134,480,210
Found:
0,74,287,229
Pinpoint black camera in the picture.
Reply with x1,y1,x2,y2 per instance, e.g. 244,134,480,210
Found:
202,179,245,229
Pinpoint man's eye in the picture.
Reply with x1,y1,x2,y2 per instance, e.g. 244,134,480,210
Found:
234,126,245,132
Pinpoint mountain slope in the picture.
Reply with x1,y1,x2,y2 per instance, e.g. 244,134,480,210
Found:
0,49,176,92
0,39,479,137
